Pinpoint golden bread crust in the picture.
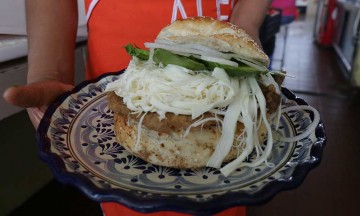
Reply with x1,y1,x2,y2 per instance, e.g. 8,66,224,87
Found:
157,17,270,66
113,112,239,168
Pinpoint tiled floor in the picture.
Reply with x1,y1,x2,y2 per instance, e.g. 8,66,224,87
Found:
8,19,360,216
248,20,360,216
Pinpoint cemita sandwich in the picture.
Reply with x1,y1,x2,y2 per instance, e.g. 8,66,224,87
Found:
105,17,319,176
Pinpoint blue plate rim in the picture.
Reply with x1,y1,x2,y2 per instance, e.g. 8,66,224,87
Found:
36,70,327,215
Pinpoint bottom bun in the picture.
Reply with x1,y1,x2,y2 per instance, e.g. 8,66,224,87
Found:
113,112,267,169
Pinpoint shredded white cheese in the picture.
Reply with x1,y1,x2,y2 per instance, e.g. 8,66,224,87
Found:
105,59,236,120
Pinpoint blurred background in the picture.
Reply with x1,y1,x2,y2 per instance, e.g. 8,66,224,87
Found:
0,0,359,215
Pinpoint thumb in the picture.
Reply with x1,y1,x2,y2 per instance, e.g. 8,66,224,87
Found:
3,80,74,108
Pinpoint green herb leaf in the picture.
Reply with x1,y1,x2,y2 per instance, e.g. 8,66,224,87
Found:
124,44,268,77
202,60,267,77
153,49,207,71
124,44,149,60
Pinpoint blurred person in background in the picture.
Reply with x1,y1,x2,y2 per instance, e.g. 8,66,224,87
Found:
271,0,297,24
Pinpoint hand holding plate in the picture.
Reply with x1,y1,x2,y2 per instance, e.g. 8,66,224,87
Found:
3,80,73,128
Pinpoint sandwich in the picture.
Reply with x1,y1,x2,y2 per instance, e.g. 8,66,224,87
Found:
105,17,285,176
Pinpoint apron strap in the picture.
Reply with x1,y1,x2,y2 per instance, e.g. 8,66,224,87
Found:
86,0,100,22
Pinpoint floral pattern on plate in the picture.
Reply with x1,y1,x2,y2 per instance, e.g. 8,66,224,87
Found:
37,71,326,214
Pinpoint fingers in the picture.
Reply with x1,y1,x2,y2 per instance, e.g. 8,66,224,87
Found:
3,80,73,108
3,80,73,129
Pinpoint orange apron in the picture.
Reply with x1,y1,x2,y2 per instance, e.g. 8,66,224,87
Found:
84,0,245,215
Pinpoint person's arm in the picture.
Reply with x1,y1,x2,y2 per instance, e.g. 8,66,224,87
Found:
230,0,272,46
3,0,78,127
26,0,78,86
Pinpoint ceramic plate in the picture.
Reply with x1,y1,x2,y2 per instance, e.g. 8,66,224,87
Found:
37,71,326,215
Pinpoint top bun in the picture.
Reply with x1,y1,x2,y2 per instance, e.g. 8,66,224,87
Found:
156,16,270,67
